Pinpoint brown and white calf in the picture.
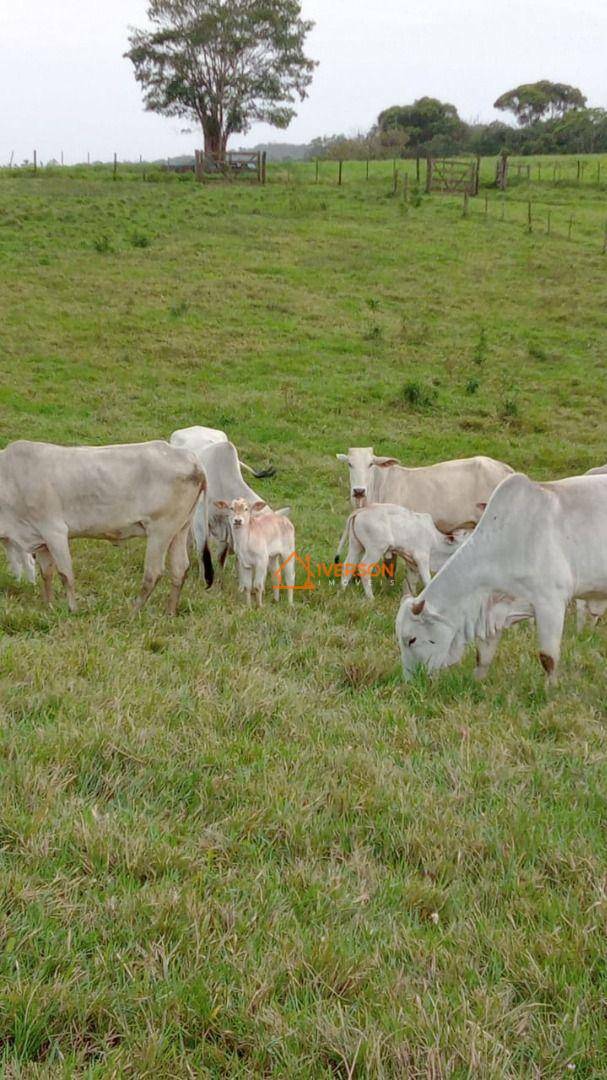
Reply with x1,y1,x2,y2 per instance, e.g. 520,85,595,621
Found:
335,503,469,599
214,498,296,606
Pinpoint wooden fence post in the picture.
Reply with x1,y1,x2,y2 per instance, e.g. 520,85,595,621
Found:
475,156,481,195
315,158,319,184
416,156,420,182
576,160,581,183
425,155,433,194
338,160,343,186
527,199,532,233
366,157,370,181
194,149,204,182
484,194,488,217
33,149,37,174
462,191,469,218
113,153,117,180
546,211,551,235
261,151,267,185
393,167,398,195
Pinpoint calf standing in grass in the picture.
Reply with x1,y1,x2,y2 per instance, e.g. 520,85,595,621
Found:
336,503,469,599
215,498,295,606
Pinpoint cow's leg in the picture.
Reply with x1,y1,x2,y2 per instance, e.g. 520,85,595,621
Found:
239,564,253,606
359,544,385,600
270,555,281,602
534,599,566,686
44,532,77,612
252,559,267,608
413,552,432,590
35,546,55,605
166,523,191,616
134,530,171,614
576,600,588,632
341,537,364,591
474,633,502,680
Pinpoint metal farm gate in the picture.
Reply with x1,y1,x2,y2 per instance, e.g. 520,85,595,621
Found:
426,157,480,195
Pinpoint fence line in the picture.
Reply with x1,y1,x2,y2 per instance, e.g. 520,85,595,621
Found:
458,189,607,255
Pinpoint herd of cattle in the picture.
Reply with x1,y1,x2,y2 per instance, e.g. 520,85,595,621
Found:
1,426,606,686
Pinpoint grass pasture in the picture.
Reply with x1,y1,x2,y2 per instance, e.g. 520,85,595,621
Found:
1,162,607,1076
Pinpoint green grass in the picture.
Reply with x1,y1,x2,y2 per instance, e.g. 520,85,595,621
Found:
0,161,607,1076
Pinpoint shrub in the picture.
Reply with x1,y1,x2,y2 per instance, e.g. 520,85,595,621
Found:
93,235,113,254
131,232,150,248
400,380,438,410
466,377,480,395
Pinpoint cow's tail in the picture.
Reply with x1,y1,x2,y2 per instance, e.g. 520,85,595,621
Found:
239,459,276,479
202,542,214,589
334,514,354,565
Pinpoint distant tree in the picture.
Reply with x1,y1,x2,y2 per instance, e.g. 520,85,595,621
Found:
494,81,586,126
125,0,316,156
552,108,607,154
378,97,467,152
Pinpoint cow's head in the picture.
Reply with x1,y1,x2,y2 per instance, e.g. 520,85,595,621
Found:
214,498,266,531
396,596,464,679
336,447,399,506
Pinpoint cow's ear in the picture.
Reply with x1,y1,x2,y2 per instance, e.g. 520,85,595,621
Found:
411,598,426,616
336,453,349,462
251,501,267,513
373,456,399,468
214,500,229,510
477,502,487,513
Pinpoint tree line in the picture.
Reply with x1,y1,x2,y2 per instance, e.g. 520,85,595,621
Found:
124,3,606,160
311,85,607,161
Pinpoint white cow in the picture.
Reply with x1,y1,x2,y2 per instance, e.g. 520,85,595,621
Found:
335,503,469,599
215,498,295,607
3,540,36,584
170,426,275,478
336,447,512,531
397,472,607,685
0,440,207,614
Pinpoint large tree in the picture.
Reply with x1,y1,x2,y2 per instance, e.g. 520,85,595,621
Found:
494,81,586,126
125,0,316,156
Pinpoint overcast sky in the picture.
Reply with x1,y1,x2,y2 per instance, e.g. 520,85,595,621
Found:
2,0,606,163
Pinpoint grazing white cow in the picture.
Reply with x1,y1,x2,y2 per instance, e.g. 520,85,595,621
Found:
397,471,607,685
3,540,36,584
335,503,469,599
336,447,512,531
170,426,275,478
0,440,207,614
215,498,295,606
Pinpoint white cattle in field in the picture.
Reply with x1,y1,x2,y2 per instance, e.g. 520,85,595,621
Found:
215,498,295,606
577,463,607,629
336,447,513,531
3,540,36,584
335,503,469,599
170,426,275,478
0,440,207,614
397,471,607,684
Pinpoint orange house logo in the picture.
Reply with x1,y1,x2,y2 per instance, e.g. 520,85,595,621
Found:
273,553,395,590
